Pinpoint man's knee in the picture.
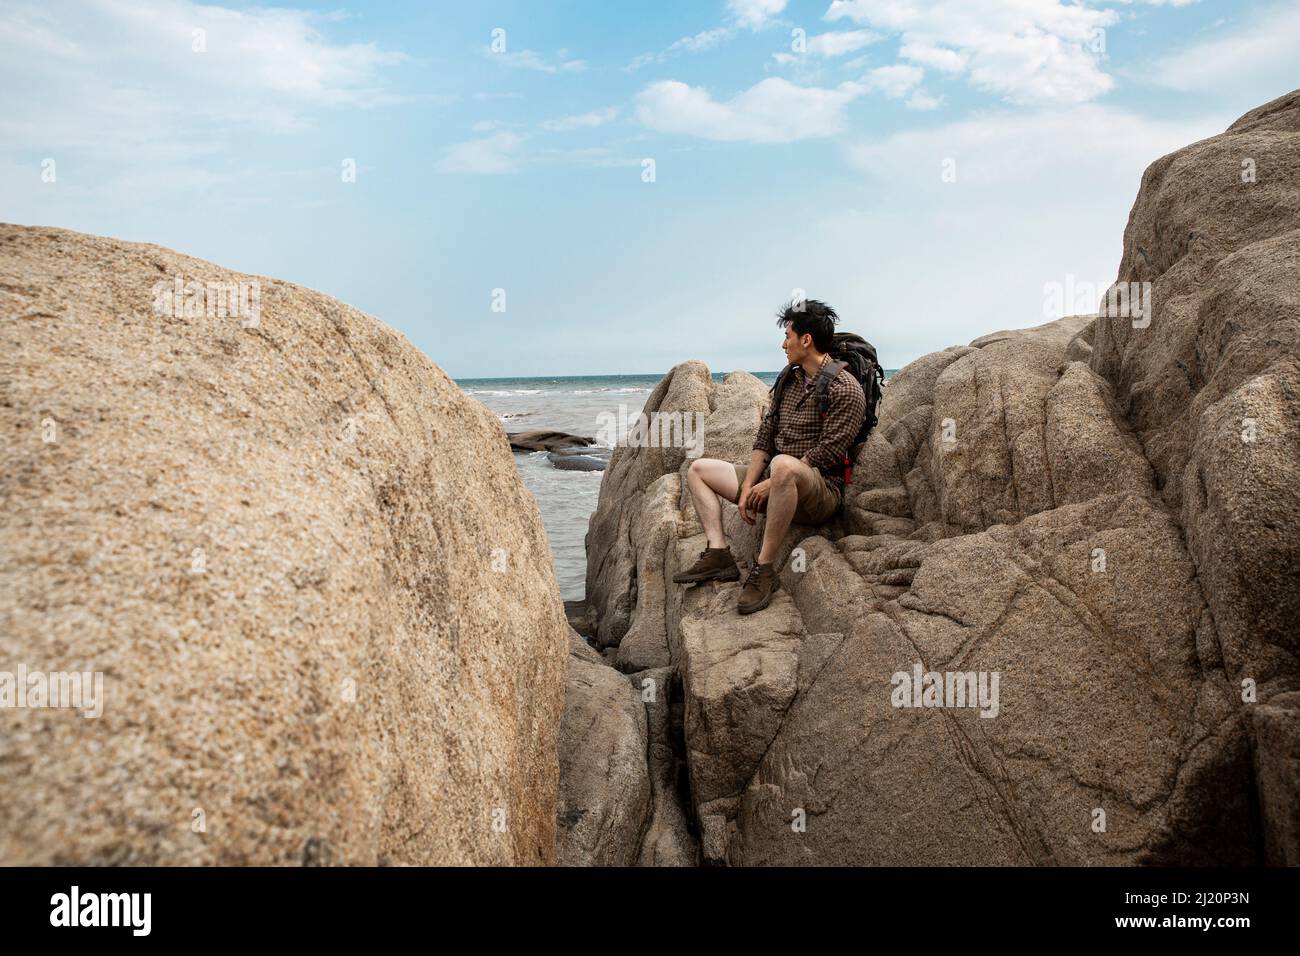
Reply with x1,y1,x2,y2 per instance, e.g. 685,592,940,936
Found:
688,457,729,490
771,454,800,486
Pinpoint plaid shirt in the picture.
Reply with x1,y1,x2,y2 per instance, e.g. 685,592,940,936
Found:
752,363,866,493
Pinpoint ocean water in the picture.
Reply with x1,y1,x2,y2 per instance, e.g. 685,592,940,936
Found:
457,370,895,601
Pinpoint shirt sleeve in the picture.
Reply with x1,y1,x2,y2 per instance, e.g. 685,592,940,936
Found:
802,372,866,471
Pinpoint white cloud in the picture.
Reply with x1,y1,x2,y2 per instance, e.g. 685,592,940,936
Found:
439,132,525,175
857,63,941,109
491,49,587,73
627,0,791,70
773,28,881,64
846,103,1224,188
806,28,881,56
1145,3,1300,93
0,0,407,156
863,64,924,97
729,0,789,30
899,41,966,73
906,89,944,110
626,26,735,71
825,0,1118,104
540,107,620,131
636,77,864,143
803,103,1231,366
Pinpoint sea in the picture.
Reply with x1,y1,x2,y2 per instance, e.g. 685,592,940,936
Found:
456,370,895,600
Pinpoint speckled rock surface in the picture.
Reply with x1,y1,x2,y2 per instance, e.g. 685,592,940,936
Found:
0,224,568,865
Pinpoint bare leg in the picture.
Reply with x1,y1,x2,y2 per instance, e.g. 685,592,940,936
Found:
685,458,740,549
758,455,820,564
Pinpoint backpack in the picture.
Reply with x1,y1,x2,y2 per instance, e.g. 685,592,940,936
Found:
765,332,885,486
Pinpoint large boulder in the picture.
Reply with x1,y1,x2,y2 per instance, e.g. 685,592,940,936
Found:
1090,88,1300,695
0,225,569,865
583,366,768,651
578,91,1300,866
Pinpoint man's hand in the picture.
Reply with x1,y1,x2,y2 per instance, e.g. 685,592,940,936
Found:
740,479,771,524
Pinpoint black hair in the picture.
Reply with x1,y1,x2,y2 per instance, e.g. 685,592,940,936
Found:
776,298,838,353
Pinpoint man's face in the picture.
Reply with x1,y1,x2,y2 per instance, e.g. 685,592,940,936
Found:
782,325,811,365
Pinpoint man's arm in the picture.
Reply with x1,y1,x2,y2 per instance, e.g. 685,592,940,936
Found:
801,374,866,472
739,404,777,521
747,396,777,486
739,447,771,522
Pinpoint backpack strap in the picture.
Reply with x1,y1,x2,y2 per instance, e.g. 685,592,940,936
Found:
766,363,796,431
813,359,851,486
814,359,847,418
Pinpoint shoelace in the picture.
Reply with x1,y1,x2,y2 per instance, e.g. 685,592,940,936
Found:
742,565,762,588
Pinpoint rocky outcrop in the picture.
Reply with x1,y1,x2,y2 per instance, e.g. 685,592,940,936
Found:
576,91,1300,866
1090,88,1300,701
556,630,652,865
583,365,770,652
556,630,697,865
0,225,569,865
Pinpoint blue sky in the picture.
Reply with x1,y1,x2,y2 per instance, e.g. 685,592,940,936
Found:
1,0,1296,377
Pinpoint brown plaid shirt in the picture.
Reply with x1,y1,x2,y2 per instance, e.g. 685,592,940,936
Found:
752,363,866,493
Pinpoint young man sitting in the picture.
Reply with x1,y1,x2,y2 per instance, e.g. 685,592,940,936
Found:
672,299,866,614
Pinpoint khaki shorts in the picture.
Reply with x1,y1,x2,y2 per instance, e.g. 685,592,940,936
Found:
732,462,841,526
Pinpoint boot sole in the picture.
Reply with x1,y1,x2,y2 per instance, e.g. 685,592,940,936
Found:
672,565,741,584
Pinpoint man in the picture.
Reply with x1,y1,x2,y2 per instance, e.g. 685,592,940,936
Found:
672,299,866,614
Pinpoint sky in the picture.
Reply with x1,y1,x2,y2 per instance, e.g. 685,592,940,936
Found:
1,0,1296,377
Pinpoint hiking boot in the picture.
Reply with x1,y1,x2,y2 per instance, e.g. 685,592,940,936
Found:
737,562,779,615
672,546,741,584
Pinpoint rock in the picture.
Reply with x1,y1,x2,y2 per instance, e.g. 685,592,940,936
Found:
0,225,568,865
507,430,596,452
613,474,684,671
564,599,596,639
547,448,609,471
555,634,699,866
1089,86,1300,699
577,90,1300,866
633,665,698,866
679,584,805,863
584,365,768,650
555,631,652,866
1247,692,1300,865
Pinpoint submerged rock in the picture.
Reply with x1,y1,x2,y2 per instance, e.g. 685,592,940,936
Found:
548,446,610,471
508,430,596,452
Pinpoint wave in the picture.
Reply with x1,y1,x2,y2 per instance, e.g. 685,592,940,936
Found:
569,386,655,395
